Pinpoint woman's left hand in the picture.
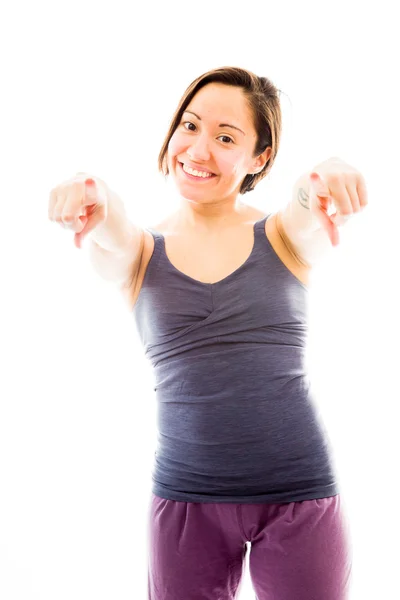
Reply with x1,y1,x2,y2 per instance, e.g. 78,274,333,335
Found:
308,157,368,246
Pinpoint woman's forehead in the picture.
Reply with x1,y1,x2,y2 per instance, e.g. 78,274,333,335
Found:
186,83,252,125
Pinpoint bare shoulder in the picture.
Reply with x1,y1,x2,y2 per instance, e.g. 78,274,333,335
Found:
265,213,311,285
119,220,165,311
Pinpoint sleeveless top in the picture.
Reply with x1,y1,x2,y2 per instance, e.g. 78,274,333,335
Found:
132,215,339,503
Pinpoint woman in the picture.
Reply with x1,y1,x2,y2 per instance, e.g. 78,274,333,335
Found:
49,66,367,600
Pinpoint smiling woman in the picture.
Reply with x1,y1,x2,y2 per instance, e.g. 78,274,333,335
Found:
49,65,357,600
158,67,281,197
131,66,354,600
159,83,273,220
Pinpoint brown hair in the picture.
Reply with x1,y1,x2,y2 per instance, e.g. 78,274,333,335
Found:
158,66,283,194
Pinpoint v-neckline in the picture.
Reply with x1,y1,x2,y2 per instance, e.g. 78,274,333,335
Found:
154,215,269,287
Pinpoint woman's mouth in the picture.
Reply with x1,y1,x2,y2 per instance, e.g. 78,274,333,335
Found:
178,162,217,181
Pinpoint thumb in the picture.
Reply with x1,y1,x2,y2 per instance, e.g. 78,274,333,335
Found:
309,173,340,246
74,208,105,249
309,171,334,215
83,177,98,205
74,179,106,249
309,172,331,199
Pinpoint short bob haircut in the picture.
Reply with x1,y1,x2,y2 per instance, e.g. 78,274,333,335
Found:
158,66,282,195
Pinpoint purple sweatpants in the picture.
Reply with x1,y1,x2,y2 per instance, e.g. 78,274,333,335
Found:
147,493,352,599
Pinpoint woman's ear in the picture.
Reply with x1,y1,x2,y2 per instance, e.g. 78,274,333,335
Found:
250,146,272,175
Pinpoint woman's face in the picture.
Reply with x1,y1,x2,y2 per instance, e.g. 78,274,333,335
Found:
167,83,271,205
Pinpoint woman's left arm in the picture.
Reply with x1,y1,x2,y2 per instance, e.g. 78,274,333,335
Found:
278,157,369,266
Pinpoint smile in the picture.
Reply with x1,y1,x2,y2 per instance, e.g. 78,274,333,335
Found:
179,162,216,181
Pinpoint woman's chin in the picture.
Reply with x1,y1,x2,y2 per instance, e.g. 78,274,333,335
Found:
176,187,213,203
171,178,216,202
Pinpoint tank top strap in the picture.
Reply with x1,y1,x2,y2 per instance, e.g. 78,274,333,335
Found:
146,227,164,243
253,214,271,244
145,227,165,269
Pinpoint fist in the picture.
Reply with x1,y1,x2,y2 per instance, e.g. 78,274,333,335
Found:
48,172,109,248
309,157,368,246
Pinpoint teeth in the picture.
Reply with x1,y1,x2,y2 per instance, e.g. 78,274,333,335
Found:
183,164,213,178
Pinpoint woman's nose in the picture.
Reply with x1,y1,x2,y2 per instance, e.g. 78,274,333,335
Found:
187,135,211,161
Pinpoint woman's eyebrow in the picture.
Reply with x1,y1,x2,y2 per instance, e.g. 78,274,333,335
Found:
184,110,246,136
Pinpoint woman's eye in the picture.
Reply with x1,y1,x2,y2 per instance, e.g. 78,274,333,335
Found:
181,122,233,144
218,135,234,144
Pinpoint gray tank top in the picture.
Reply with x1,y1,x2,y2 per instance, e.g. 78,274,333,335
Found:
133,215,339,503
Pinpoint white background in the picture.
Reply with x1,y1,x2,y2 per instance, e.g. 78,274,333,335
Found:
1,1,399,598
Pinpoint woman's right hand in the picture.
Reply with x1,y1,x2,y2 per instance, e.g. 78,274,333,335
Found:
48,172,109,249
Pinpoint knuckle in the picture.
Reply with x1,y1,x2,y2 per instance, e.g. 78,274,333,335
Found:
328,173,341,184
49,188,58,204
62,214,74,222
358,174,367,189
341,207,353,216
72,180,85,197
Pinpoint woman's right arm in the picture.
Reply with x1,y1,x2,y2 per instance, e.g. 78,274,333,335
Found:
88,191,145,289
49,173,145,290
